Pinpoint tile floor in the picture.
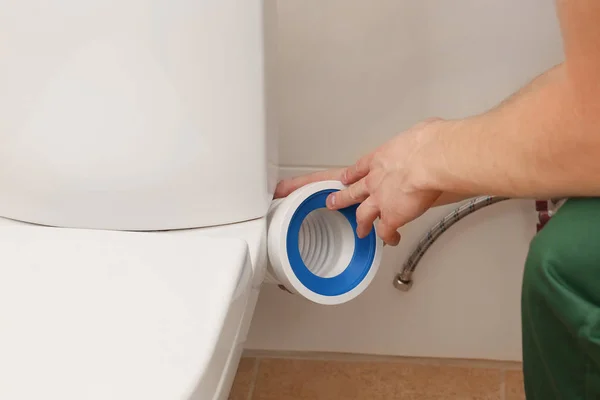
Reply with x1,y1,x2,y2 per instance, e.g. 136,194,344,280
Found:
229,356,525,400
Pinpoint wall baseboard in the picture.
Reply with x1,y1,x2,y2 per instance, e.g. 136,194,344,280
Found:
242,349,523,370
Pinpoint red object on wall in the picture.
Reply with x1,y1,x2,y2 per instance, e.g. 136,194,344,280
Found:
536,200,548,212
536,200,550,232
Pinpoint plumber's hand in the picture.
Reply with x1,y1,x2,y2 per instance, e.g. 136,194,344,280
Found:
274,119,444,246
274,168,348,199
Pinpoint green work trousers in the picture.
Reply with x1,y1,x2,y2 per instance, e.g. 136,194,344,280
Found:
522,198,600,399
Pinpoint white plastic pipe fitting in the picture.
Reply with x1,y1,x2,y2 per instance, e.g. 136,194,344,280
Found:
266,181,383,305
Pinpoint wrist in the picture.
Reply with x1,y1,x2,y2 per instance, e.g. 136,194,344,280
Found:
410,118,456,192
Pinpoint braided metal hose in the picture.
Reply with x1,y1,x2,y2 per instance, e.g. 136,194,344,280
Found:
394,195,510,291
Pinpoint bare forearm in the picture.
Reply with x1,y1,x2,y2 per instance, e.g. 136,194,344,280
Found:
415,1,600,199
417,63,600,199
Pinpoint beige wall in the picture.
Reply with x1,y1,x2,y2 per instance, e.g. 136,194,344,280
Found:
247,0,564,361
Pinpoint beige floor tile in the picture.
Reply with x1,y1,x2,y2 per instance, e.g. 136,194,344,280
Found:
505,370,526,400
251,359,502,400
229,358,257,400
394,364,502,400
252,359,400,400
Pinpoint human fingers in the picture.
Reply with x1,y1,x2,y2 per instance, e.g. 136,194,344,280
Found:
355,197,379,238
376,219,401,246
273,168,345,199
340,153,374,185
326,178,369,210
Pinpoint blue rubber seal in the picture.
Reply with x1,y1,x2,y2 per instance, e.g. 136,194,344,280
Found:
285,189,378,297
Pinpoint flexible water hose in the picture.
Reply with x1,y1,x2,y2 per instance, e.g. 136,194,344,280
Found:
394,195,510,291
394,196,567,291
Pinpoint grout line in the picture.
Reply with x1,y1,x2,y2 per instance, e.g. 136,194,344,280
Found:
500,369,506,400
242,350,523,370
245,358,261,400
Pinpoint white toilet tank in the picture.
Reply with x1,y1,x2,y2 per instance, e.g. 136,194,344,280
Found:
0,0,277,231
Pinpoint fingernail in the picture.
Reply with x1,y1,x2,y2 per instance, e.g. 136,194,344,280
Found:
327,194,336,209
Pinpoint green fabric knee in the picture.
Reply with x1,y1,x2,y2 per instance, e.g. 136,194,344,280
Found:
522,198,600,399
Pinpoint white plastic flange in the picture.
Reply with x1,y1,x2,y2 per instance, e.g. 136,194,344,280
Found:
267,181,383,305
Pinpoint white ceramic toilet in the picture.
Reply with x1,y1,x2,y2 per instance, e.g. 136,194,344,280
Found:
0,218,267,400
0,1,382,398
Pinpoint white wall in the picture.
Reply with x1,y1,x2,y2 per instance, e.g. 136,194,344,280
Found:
247,0,564,362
